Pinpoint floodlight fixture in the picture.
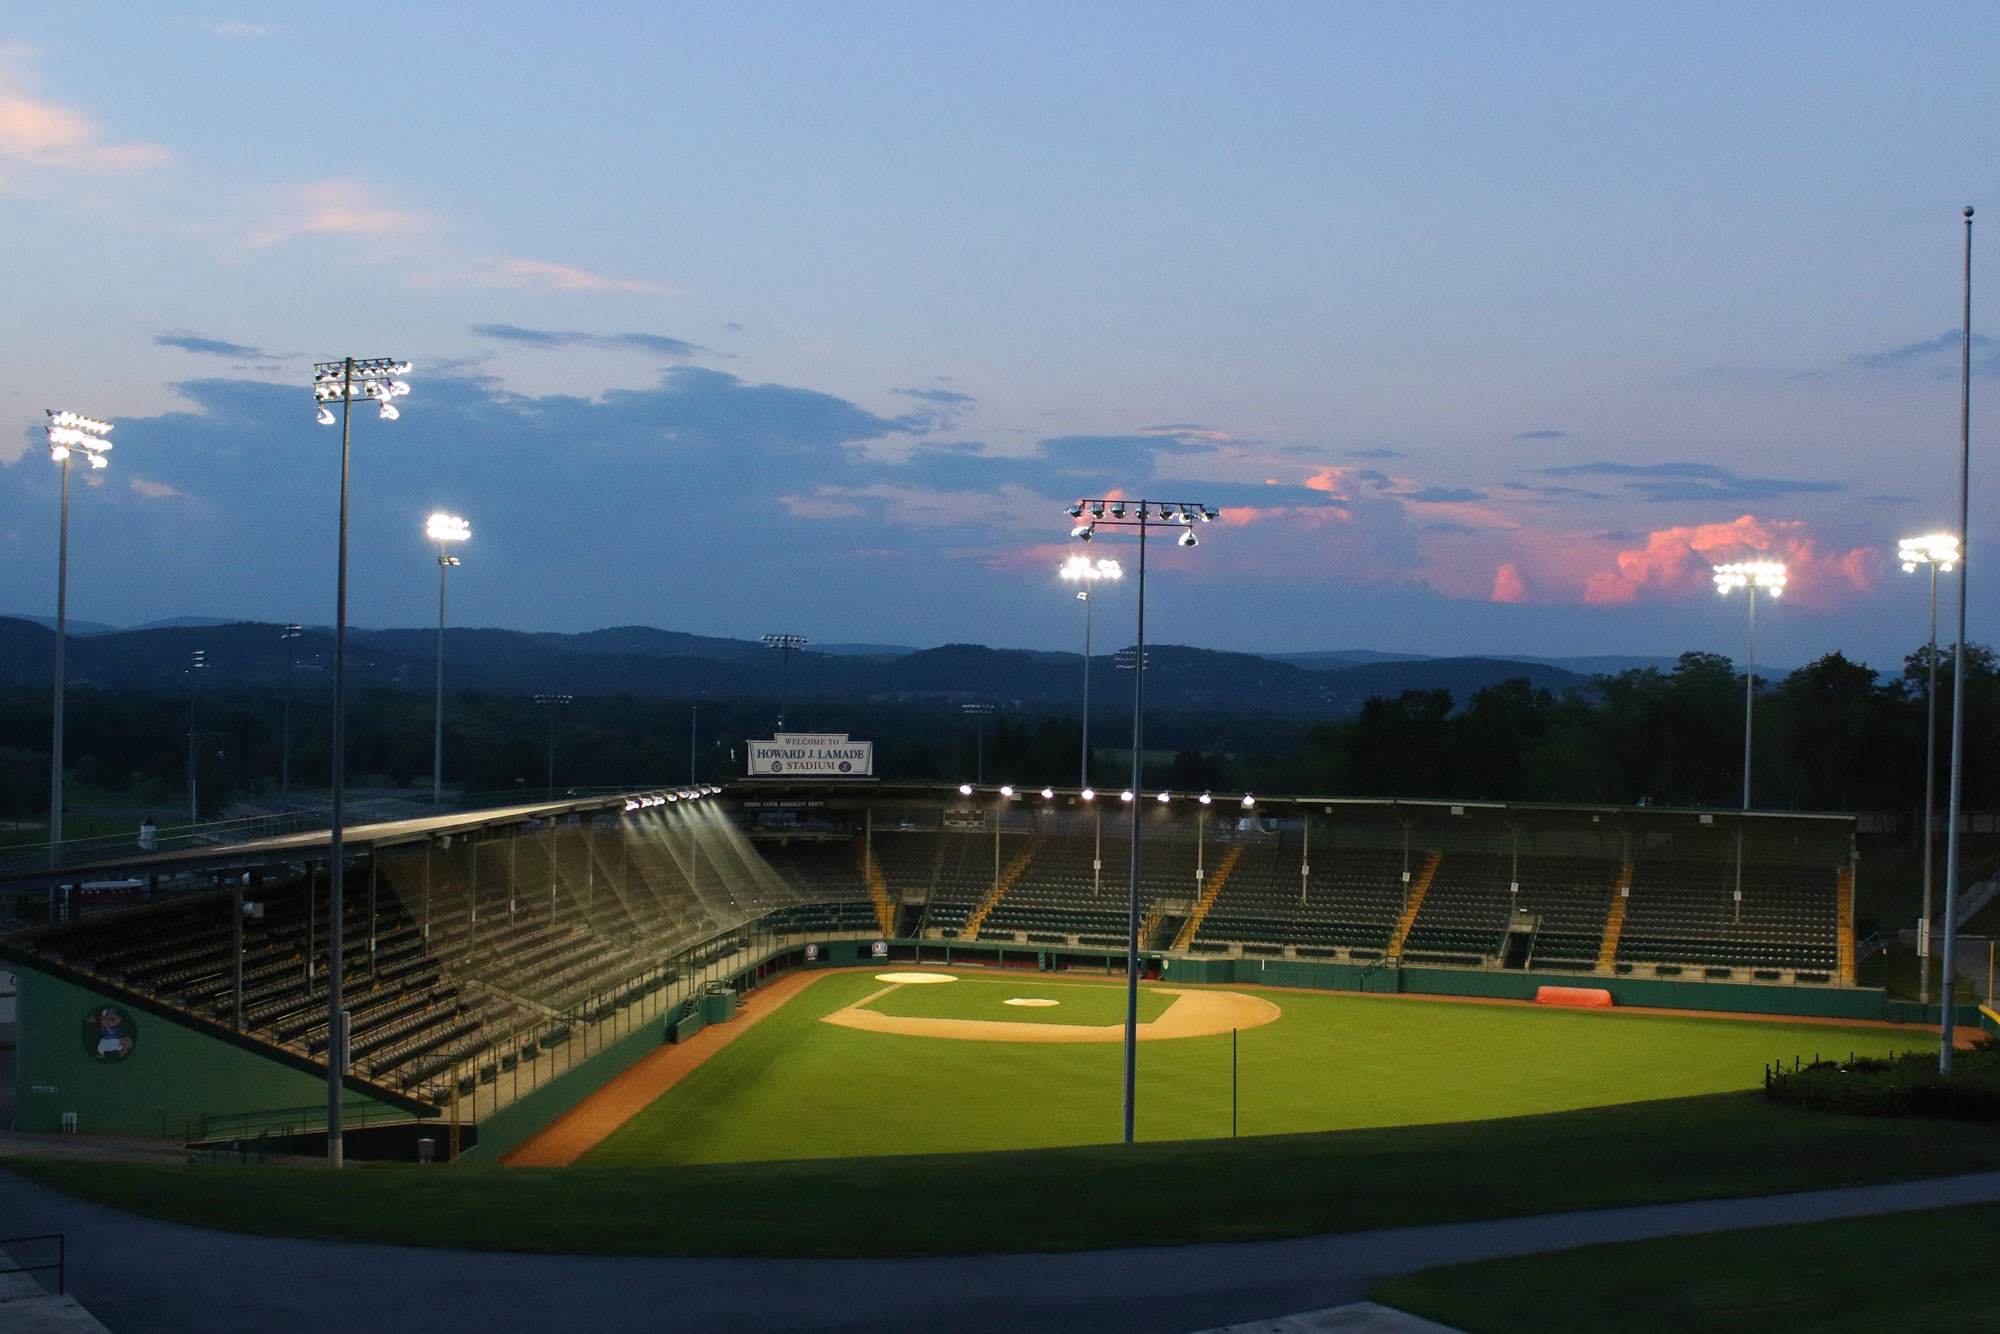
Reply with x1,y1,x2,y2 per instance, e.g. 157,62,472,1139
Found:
1120,789,1134,802
763,633,810,728
958,782,974,796
1156,790,1171,803
1041,786,1055,800
313,357,413,423
1000,784,1015,798
46,411,113,469
1178,528,1198,548
1072,524,1095,540
1711,560,1787,597
1198,791,1212,805
1110,501,1127,518
427,512,471,544
1090,502,1105,519
1241,794,1256,809
1080,787,1095,802
1066,503,1085,518
1900,532,1960,574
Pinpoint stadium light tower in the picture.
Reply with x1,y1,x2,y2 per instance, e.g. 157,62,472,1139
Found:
427,513,471,811
185,648,205,822
280,625,302,805
1711,560,1786,809
1943,206,1975,1071
960,702,996,783
311,354,412,1169
44,410,112,864
1063,495,1218,1145
762,634,808,728
1900,532,1959,1006
534,693,573,799
1060,555,1122,790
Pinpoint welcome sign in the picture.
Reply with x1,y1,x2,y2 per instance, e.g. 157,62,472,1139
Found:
748,733,874,777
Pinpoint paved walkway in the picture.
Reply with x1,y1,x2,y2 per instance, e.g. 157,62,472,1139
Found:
5,1163,2000,1334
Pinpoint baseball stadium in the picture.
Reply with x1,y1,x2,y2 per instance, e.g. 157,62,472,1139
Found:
5,778,2000,1331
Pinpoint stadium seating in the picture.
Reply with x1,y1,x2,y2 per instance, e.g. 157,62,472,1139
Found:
1616,860,1838,973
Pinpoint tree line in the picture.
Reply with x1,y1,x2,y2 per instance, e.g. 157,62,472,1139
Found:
0,644,1990,821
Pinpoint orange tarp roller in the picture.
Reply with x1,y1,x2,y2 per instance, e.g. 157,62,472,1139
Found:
1535,985,1614,1009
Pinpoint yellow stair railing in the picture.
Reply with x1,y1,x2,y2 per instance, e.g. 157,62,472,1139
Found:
1598,861,1635,971
1387,852,1442,957
1172,845,1244,951
963,838,1044,939
856,841,896,937
1836,865,1856,985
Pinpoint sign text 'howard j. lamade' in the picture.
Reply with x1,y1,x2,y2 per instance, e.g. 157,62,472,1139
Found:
748,733,874,777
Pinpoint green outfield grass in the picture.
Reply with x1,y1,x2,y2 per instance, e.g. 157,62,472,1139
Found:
17,1095,2000,1258
581,969,1923,1167
858,973,1176,1026
1373,1200,2000,1333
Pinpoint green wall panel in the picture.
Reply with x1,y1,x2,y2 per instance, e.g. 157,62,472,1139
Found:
10,965,400,1137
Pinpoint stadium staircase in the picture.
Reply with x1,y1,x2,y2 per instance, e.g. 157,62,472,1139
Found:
1836,864,1856,985
1597,861,1634,971
1387,852,1442,958
1172,845,1244,950
961,838,1045,938
856,841,897,937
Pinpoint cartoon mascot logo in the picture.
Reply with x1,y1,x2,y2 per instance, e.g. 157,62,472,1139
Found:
83,1005,137,1062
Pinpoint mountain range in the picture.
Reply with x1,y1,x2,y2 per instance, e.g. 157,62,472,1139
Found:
0,616,1695,719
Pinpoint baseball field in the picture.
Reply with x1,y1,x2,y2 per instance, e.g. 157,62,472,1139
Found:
571,967,1918,1168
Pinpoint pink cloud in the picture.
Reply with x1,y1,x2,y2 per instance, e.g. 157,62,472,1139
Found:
1580,514,1874,609
1491,563,1526,603
248,180,434,247
0,54,169,178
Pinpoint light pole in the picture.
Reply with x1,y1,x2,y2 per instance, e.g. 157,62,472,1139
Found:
762,634,808,729
280,624,302,806
44,411,112,864
427,513,470,811
534,693,573,800
185,649,206,822
961,702,995,784
1943,205,1975,1071
1900,532,1959,1006
1060,555,1122,789
1711,561,1787,809
311,354,411,1168
1064,496,1217,1144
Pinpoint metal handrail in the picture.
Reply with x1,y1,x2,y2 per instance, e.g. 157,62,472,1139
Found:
0,1233,64,1298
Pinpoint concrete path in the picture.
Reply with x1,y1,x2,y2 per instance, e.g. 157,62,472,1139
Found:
4,1165,2000,1334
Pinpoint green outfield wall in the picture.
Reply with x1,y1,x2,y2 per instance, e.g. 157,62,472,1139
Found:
1159,953,1900,1021
8,964,410,1137
459,1012,672,1164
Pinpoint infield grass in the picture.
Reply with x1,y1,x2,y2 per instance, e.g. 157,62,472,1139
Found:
858,974,1176,1026
582,969,1921,1167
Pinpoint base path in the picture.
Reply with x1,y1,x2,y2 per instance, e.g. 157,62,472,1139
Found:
823,984,1282,1043
502,968,825,1167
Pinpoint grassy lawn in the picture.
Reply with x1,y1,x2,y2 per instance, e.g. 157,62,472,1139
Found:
1374,1200,2000,1333
16,1094,2000,1258
859,973,1175,1026
580,971,1928,1166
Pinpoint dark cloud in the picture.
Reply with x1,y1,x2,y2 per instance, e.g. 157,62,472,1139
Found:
1850,330,2000,379
1404,486,1486,503
894,388,975,406
1536,461,1842,503
1344,447,1405,459
890,386,975,433
1514,429,1567,440
1499,481,1609,500
156,331,269,359
469,324,705,358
